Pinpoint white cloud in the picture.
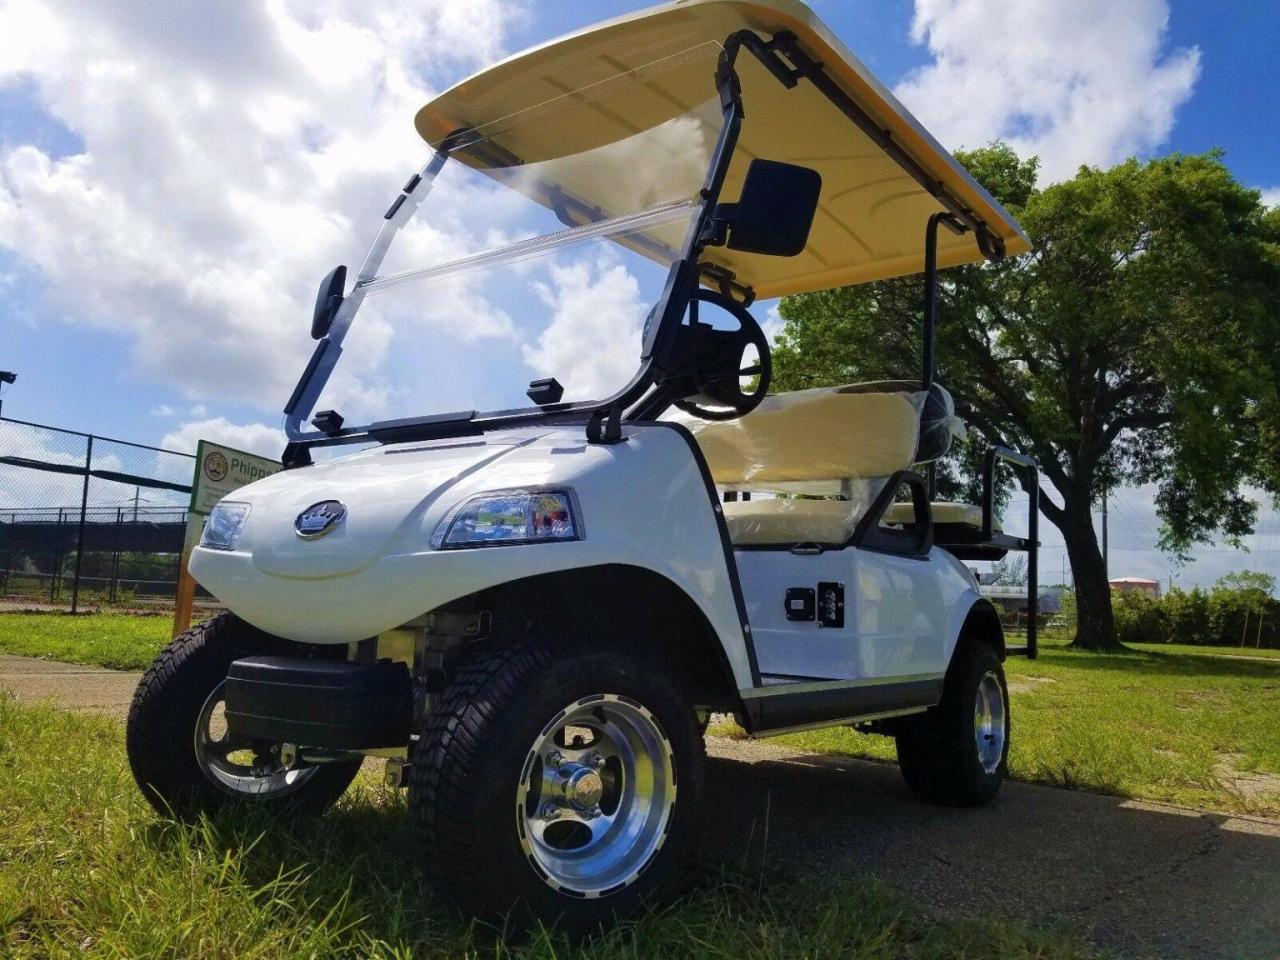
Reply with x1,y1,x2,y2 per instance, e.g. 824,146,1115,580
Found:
760,302,784,345
160,417,285,460
0,0,525,411
895,0,1200,182
521,257,647,401
1260,187,1280,209
149,404,176,417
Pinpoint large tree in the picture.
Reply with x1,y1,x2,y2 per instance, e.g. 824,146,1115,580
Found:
773,146,1280,650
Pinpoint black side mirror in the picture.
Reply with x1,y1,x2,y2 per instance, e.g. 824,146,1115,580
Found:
719,159,822,257
311,265,347,340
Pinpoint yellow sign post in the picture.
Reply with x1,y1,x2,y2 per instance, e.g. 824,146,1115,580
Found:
173,440,280,638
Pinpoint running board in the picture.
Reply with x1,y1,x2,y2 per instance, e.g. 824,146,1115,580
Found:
741,677,941,735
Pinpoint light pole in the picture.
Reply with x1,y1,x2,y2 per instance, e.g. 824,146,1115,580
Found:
0,371,16,419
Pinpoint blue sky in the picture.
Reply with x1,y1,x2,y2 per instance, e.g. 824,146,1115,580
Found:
0,0,1276,589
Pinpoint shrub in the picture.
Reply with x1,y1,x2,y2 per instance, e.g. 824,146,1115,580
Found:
1113,584,1279,648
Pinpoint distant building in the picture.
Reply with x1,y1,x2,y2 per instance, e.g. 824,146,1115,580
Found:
1109,577,1160,598
978,585,1063,617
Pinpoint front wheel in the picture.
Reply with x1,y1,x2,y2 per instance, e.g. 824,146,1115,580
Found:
126,613,362,819
895,641,1009,806
409,640,704,931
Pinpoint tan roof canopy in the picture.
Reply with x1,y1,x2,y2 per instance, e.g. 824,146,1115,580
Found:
415,0,1030,299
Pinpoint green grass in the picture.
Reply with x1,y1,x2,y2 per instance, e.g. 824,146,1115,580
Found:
0,696,1095,959
723,638,1280,818
0,612,177,671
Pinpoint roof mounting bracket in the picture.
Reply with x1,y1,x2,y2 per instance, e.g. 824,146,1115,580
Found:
975,228,1006,260
768,32,821,84
699,262,755,306
725,30,801,90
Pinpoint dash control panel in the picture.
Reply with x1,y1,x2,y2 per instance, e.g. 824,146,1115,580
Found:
784,581,845,628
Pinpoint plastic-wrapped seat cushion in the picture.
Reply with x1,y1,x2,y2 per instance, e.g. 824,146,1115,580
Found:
684,381,964,492
884,501,1000,530
723,499,856,545
689,388,923,486
838,381,962,463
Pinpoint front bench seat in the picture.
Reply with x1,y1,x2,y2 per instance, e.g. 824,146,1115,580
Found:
691,383,931,488
722,498,857,546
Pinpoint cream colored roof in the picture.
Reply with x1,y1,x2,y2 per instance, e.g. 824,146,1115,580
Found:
415,0,1029,299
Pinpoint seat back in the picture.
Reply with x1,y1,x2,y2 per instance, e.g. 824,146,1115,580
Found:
687,381,960,488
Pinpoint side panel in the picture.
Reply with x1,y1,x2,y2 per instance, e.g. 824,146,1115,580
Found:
191,425,756,688
735,549,856,679
735,544,977,683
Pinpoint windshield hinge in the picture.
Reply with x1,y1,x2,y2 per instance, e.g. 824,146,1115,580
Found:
715,53,743,114
697,204,734,248
586,405,625,445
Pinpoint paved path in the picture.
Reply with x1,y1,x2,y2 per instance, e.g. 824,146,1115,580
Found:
4,654,1279,959
701,737,1280,960
1,653,140,717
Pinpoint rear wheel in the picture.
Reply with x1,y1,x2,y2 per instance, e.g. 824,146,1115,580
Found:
895,641,1009,806
126,613,361,819
409,640,703,932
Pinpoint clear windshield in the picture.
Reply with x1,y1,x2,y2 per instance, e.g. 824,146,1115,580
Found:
312,44,725,424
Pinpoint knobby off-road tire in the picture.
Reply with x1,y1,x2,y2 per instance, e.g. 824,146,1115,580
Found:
409,640,704,933
895,641,1009,806
126,612,361,820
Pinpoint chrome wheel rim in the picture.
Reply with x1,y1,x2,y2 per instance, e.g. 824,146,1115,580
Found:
974,670,1006,775
516,694,676,897
194,682,318,798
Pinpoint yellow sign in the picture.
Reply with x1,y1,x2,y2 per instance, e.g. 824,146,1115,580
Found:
189,440,280,515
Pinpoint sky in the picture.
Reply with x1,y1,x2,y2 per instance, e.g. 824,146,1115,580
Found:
0,0,1276,590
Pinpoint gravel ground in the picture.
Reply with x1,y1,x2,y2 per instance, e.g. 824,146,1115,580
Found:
4,654,1279,959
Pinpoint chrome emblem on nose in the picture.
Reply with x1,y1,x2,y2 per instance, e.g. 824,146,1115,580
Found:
294,500,347,540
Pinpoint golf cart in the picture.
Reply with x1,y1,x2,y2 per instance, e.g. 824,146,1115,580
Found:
127,0,1040,929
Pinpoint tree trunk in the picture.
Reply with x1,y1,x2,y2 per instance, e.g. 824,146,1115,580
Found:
1059,500,1122,650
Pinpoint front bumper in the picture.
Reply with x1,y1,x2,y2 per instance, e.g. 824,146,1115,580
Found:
224,656,411,750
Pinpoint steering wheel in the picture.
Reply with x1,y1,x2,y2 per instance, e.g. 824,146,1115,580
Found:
672,289,772,421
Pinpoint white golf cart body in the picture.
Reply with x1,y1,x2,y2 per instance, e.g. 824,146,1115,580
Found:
190,0,1036,736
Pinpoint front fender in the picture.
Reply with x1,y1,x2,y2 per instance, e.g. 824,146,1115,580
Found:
190,424,754,688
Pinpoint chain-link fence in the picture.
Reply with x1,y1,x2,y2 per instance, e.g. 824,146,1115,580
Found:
0,417,209,612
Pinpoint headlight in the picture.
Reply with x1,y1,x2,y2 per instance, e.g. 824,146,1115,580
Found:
200,502,251,551
432,490,581,549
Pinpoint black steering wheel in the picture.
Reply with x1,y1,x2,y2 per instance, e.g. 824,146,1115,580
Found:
672,289,772,421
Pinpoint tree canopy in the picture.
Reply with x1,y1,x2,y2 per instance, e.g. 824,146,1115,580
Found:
772,145,1280,649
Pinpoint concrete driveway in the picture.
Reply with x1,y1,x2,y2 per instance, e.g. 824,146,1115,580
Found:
4,653,1279,959
701,737,1280,960
1,653,140,717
